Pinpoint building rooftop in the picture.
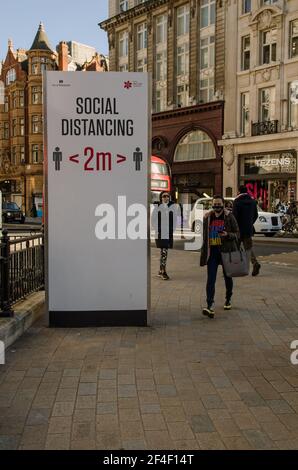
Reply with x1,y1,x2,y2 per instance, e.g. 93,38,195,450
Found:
29,22,53,52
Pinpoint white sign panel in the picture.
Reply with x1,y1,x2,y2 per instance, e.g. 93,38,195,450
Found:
44,72,150,327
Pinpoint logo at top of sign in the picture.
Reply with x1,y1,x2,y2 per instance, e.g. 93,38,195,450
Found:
124,81,132,90
53,147,63,171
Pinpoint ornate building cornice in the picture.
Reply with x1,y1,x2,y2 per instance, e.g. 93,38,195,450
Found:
99,0,169,31
152,100,224,121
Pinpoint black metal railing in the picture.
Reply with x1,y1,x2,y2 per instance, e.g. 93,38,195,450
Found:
251,120,279,136
0,229,44,317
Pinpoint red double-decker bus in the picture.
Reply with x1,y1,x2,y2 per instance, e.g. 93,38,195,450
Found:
151,155,171,203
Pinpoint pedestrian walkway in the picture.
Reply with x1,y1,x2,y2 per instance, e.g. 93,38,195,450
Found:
0,249,298,450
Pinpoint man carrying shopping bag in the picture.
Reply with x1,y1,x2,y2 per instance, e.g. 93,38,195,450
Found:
200,195,240,319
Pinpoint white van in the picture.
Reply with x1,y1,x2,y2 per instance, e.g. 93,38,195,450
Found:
189,197,282,237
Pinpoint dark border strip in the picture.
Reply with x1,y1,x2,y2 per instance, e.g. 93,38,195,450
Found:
49,310,148,327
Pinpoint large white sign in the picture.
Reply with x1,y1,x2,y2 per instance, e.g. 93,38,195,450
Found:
44,72,150,327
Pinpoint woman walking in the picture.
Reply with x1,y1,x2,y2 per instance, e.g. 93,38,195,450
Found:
200,195,239,318
152,191,177,280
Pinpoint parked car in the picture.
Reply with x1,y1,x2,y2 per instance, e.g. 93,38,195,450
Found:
189,197,282,237
2,202,25,224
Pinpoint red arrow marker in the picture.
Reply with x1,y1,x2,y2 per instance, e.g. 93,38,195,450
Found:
69,154,79,163
117,154,127,164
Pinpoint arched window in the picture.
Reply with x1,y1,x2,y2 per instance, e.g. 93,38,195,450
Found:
6,68,16,85
174,129,216,162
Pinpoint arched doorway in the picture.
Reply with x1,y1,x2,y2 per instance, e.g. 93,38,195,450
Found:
173,128,217,205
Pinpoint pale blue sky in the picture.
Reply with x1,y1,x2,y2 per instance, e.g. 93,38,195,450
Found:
0,0,109,60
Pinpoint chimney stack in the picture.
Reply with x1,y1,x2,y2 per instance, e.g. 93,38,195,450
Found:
58,41,69,71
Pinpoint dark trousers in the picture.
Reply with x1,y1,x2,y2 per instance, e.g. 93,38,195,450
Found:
206,247,233,307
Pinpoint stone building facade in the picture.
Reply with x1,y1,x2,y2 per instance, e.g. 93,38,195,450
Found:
220,0,298,210
100,0,226,204
0,24,108,215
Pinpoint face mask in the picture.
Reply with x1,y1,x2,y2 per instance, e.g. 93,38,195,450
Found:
213,205,223,212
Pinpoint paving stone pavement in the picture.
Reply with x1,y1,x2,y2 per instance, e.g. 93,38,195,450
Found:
0,248,298,450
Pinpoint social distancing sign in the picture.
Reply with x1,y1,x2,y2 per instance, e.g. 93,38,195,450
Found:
44,72,150,327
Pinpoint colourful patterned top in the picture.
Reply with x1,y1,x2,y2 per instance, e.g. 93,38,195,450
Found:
209,213,225,246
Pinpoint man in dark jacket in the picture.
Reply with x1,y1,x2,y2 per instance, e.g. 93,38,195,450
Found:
200,195,239,318
232,185,260,276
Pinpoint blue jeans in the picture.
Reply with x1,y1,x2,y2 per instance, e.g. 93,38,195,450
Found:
206,247,233,307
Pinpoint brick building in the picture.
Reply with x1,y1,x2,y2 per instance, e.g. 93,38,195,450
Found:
100,0,226,204
0,23,108,215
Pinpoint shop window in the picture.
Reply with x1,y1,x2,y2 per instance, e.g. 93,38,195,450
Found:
174,129,216,162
